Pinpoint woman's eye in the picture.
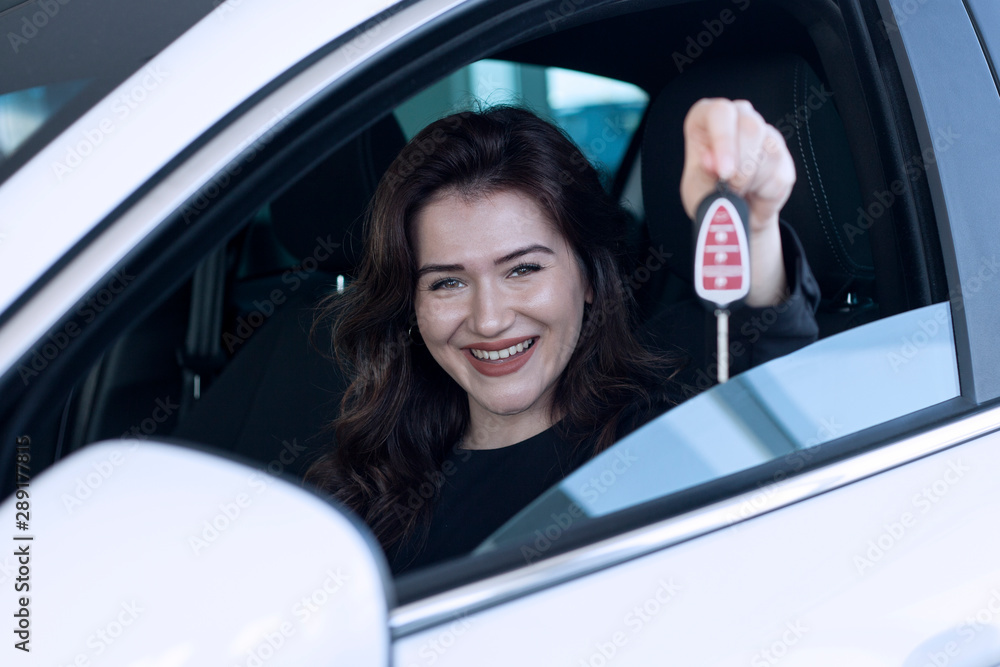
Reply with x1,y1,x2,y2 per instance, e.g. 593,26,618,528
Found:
430,277,464,291
509,263,542,278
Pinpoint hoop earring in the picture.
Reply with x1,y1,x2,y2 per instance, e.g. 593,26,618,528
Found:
408,324,424,346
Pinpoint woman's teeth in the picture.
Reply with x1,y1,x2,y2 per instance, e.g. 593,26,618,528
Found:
470,338,534,360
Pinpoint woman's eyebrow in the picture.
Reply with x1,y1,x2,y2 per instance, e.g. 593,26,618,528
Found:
416,245,555,278
494,244,555,265
416,262,463,278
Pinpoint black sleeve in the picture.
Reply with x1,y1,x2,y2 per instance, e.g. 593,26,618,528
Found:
727,219,821,370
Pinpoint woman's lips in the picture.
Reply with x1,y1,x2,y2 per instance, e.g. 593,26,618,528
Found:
464,337,537,377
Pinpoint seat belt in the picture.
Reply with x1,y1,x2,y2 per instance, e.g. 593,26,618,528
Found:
177,246,227,418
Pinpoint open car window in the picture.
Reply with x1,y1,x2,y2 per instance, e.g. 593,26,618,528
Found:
477,301,959,553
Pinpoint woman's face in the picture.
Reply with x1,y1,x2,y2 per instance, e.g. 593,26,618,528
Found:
412,189,593,423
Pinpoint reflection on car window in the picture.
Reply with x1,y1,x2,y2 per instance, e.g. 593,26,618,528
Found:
0,80,89,166
394,59,647,187
478,302,959,550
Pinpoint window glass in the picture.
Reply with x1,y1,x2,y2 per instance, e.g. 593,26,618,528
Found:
0,81,89,164
394,59,647,187
478,302,960,550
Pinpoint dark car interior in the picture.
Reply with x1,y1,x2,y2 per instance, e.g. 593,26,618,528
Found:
5,0,948,565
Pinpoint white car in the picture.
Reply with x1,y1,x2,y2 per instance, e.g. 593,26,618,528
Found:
2,0,1000,664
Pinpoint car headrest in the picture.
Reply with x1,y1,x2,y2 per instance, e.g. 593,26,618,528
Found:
270,113,406,274
641,54,874,302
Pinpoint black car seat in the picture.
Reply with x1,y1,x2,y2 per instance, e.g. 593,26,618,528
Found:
640,53,877,340
171,114,407,478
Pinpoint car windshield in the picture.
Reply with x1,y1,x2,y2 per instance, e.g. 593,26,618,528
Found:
476,302,960,553
0,0,218,185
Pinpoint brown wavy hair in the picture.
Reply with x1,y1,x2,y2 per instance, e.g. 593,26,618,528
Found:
305,106,677,552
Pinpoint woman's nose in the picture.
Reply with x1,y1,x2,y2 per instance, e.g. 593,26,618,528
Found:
469,283,514,337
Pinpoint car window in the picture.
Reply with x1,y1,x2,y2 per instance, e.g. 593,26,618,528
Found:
394,59,647,187
0,80,89,165
478,301,960,551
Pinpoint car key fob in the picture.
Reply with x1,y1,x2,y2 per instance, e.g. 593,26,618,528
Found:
693,181,751,311
692,182,751,383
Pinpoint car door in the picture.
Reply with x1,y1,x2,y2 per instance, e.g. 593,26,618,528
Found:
1,0,999,665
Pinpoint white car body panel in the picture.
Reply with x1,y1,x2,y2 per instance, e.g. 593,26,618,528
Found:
395,429,1000,666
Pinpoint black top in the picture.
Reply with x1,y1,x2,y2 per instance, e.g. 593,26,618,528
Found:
389,222,821,574
389,428,594,573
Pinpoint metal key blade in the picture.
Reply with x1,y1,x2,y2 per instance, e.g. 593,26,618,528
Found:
715,308,730,383
693,182,751,384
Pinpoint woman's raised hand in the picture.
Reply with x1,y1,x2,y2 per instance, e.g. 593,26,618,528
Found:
680,98,796,306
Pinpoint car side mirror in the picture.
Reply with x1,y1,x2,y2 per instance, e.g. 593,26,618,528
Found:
3,439,391,665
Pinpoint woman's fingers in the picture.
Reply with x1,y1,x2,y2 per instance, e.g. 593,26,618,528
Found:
682,99,733,218
681,98,795,227
747,125,795,207
730,100,767,193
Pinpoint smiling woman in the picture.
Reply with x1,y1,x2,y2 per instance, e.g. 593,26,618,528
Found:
412,190,593,446
304,105,818,574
